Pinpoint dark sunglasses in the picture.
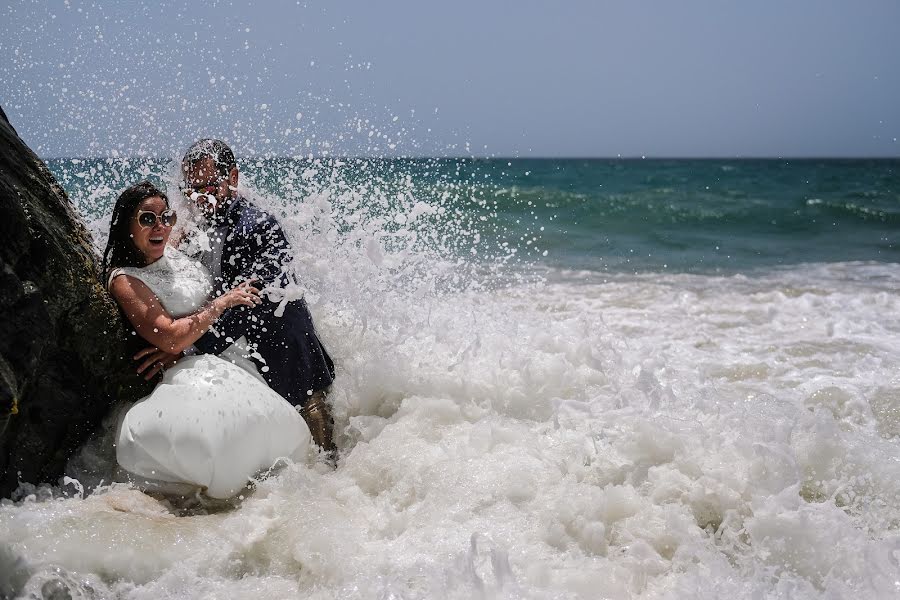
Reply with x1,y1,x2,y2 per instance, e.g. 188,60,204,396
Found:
137,209,178,228
182,181,222,198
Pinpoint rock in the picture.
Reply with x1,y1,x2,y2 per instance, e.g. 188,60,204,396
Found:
0,105,152,497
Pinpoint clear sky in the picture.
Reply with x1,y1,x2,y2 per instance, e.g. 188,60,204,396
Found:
2,0,899,158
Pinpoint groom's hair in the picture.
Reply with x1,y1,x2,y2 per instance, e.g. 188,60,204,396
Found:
101,181,169,278
182,139,236,178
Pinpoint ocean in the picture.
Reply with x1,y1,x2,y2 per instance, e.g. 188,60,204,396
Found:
1,158,899,599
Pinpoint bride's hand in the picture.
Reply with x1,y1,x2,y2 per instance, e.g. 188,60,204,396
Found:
217,280,262,310
135,347,183,380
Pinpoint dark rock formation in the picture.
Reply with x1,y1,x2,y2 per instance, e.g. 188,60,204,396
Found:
0,105,151,497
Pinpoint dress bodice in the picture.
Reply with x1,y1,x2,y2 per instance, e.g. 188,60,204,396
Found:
108,247,213,317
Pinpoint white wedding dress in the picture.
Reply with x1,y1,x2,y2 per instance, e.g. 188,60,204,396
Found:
109,247,311,499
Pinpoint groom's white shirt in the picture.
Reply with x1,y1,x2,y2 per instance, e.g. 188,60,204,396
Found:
200,199,244,291
200,222,228,289
181,208,235,293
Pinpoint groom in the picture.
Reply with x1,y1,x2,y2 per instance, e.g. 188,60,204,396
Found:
179,139,335,453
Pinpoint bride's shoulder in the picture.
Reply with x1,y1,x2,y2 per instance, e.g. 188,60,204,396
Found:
107,268,152,304
106,265,142,291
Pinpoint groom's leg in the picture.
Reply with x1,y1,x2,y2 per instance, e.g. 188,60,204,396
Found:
248,302,337,456
251,332,337,457
299,389,336,458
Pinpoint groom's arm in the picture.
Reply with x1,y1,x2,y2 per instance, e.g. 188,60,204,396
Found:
195,216,294,352
133,347,183,380
248,218,294,289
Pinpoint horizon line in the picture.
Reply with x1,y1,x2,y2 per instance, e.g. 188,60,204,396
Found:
40,154,900,161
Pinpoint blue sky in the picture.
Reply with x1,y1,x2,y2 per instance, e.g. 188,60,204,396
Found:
2,0,899,158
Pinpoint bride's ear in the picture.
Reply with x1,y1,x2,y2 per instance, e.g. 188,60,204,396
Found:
228,166,239,190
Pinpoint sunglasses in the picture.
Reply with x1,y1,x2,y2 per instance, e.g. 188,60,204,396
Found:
137,209,178,228
182,181,222,199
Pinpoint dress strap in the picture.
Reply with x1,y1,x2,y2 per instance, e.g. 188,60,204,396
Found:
107,267,127,291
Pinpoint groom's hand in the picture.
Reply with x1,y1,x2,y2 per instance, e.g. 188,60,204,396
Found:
135,347,183,380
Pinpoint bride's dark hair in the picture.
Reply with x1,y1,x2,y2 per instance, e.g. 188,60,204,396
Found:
101,181,169,279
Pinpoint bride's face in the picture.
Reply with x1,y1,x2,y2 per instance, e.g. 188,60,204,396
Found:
130,196,173,264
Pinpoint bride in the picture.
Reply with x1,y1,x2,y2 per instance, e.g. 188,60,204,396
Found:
102,181,311,499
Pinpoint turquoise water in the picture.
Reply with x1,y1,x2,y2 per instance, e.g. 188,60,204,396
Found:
49,158,900,276
497,159,899,273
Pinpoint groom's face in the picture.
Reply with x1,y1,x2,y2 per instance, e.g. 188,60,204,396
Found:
183,158,236,218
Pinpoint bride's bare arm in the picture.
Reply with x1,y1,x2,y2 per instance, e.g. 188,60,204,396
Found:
109,274,261,355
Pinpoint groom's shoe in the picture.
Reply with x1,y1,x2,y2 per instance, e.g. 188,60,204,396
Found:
300,390,336,462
